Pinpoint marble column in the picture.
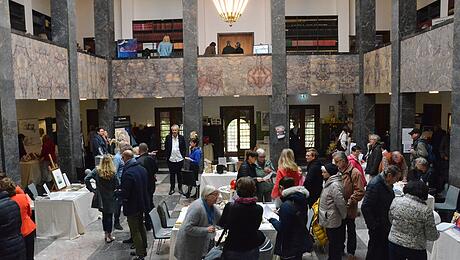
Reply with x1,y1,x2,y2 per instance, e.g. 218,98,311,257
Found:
270,0,288,166
353,0,376,149
0,0,20,183
51,0,82,180
182,0,202,146
389,0,417,152
449,0,460,186
94,0,117,136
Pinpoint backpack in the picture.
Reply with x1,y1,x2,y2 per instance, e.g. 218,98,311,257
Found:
310,198,328,247
418,140,435,163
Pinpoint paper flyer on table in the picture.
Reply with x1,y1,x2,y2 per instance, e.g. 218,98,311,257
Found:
262,171,275,181
263,204,278,220
437,222,455,232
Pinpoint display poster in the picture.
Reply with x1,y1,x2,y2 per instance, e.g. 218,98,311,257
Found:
52,168,67,190
402,128,413,153
18,119,42,154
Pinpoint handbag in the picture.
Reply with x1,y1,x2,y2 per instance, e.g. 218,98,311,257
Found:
203,228,227,260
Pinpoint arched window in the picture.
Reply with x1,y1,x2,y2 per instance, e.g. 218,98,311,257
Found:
226,118,251,152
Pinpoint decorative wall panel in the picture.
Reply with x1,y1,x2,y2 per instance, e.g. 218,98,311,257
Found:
364,45,391,93
112,58,184,98
198,56,272,96
401,23,453,92
12,34,69,99
78,53,109,99
287,55,359,95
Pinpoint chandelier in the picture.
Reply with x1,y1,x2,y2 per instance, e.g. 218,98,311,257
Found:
212,0,249,26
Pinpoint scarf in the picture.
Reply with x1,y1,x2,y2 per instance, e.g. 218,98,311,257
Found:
235,196,258,204
202,199,215,225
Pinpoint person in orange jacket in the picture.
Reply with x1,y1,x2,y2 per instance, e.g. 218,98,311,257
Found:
0,177,36,260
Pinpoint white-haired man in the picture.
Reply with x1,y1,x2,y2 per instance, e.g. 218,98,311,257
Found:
165,124,186,195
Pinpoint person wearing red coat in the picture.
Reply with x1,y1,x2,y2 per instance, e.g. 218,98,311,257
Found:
271,149,302,200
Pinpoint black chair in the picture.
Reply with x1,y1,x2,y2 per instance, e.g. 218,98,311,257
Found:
149,209,172,254
158,201,177,228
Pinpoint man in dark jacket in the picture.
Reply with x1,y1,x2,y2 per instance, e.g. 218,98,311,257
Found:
0,191,26,260
361,165,401,260
269,177,312,259
92,127,108,156
237,150,258,180
136,143,158,231
164,124,187,195
121,150,150,260
365,134,383,178
303,148,323,207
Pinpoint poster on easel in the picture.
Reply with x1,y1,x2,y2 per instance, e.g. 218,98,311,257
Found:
52,168,67,190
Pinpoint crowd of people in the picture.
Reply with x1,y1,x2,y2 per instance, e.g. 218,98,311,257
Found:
1,122,455,260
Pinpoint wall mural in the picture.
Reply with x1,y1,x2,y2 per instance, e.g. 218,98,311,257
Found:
287,55,359,95
364,45,391,94
112,58,184,98
12,34,69,99
401,22,453,93
198,56,272,96
78,53,109,99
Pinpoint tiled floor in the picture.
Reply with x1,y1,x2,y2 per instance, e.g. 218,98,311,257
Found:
34,174,371,260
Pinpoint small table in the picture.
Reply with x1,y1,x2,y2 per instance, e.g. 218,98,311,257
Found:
430,227,460,260
20,160,42,187
34,188,99,239
200,172,238,195
169,203,277,260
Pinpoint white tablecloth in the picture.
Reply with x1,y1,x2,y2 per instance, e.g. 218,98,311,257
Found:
35,189,99,239
20,160,42,187
169,203,277,260
200,172,238,195
431,227,460,260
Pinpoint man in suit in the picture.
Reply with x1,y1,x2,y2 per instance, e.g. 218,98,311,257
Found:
165,124,186,195
136,143,158,231
91,127,108,156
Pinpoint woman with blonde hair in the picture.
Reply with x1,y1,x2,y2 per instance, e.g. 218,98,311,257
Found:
85,154,119,243
158,34,173,57
271,148,302,200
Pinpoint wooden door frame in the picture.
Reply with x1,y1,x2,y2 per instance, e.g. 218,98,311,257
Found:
217,32,254,55
154,107,183,159
289,104,321,150
220,106,255,158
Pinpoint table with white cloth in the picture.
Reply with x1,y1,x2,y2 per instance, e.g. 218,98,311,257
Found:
200,172,238,195
430,227,460,260
393,182,435,210
169,203,277,260
20,160,42,187
34,188,99,239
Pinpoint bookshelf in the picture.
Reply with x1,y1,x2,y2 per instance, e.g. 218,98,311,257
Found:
132,19,183,56
286,16,338,54
9,0,26,32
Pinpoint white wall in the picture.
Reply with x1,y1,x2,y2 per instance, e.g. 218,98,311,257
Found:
76,0,95,46
133,0,182,20
417,0,437,9
416,92,451,130
376,0,391,31
285,0,337,15
32,0,50,15
12,0,50,34
118,98,183,126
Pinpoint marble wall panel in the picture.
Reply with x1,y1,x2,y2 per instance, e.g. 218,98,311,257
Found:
78,53,109,99
198,56,272,96
401,23,453,93
12,34,69,99
364,45,391,94
112,58,184,98
287,55,359,95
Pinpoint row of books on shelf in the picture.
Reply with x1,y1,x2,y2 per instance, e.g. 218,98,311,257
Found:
132,22,183,32
287,39,337,47
133,32,183,42
135,42,184,51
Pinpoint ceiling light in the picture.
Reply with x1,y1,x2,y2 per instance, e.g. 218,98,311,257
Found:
38,99,47,101
155,96,163,99
310,93,318,96
429,91,439,94
80,98,87,101
233,95,240,98
389,92,392,95
213,0,249,26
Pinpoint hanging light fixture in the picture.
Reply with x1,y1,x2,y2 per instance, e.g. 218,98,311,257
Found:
213,0,249,26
